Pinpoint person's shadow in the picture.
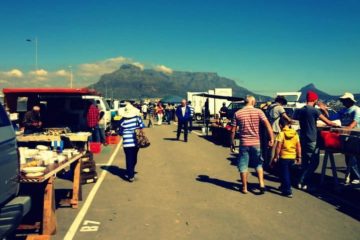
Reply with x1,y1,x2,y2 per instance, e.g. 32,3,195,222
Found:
196,175,262,195
101,165,128,181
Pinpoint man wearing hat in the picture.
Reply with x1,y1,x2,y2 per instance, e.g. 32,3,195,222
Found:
339,92,360,184
295,91,338,190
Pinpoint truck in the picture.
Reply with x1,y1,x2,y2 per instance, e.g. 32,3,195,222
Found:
2,88,112,132
187,88,232,121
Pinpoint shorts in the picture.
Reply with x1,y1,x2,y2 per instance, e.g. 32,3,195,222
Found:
238,145,263,173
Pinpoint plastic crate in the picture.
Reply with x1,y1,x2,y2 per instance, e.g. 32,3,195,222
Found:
106,135,120,144
89,142,102,154
320,131,342,151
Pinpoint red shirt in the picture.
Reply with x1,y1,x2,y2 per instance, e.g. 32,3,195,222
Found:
232,106,267,146
87,104,99,128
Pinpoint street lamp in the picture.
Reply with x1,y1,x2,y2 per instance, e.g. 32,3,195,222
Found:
26,37,38,70
68,66,73,88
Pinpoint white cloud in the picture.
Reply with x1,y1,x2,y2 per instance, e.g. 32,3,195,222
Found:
0,79,9,84
154,65,173,74
54,69,69,77
131,62,145,70
29,69,49,81
77,56,131,77
0,69,24,78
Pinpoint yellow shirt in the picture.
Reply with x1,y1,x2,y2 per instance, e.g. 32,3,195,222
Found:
275,126,299,160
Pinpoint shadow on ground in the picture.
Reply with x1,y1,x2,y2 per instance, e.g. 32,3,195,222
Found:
196,175,266,195
101,165,128,181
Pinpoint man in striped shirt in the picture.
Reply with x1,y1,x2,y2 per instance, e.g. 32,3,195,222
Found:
230,96,274,194
187,101,195,132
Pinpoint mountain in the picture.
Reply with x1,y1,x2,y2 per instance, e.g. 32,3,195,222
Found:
298,83,360,103
89,64,270,100
298,83,334,102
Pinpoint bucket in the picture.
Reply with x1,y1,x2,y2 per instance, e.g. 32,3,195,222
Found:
89,142,102,154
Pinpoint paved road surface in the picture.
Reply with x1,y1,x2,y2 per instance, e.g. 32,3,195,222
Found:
53,124,359,240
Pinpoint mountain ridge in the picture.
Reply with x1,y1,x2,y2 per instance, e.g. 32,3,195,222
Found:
89,64,270,100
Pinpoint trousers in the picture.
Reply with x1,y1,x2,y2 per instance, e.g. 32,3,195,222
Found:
124,147,139,179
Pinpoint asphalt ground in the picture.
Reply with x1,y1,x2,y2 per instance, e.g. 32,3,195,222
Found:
20,123,360,239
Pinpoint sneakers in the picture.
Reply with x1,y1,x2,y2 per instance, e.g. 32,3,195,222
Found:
351,179,360,184
282,193,293,198
297,183,308,190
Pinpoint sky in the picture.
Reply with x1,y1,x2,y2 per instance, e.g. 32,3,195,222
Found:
0,0,359,96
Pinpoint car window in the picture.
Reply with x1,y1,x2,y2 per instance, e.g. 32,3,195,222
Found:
0,104,11,127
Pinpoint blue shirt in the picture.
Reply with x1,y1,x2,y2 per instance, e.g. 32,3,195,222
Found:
339,105,360,128
118,116,145,148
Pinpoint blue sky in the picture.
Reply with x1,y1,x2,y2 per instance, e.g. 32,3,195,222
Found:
0,0,359,96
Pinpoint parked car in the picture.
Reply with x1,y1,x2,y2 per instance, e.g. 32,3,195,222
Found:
0,103,31,239
226,101,246,119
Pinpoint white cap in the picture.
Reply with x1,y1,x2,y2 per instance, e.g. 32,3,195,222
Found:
339,92,356,102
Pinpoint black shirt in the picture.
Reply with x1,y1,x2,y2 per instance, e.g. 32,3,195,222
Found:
295,106,321,142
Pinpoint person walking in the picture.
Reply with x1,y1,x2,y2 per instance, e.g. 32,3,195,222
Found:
265,95,292,166
187,101,195,132
230,96,274,194
141,103,148,120
270,118,301,197
176,99,192,142
155,102,164,125
118,103,145,182
294,91,338,190
338,92,360,184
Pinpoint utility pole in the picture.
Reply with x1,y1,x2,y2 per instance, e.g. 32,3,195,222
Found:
69,66,73,88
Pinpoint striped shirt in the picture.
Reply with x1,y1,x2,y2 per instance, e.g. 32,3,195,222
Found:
118,116,145,148
188,105,195,117
232,106,267,146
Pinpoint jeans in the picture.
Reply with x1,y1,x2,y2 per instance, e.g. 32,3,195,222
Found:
299,141,319,185
188,119,193,132
89,125,100,142
238,145,263,173
124,147,139,179
345,155,360,180
177,120,189,141
279,159,295,194
99,127,106,144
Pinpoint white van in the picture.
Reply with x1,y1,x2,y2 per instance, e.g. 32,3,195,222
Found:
82,95,111,129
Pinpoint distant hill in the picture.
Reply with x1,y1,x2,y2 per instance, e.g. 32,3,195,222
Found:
89,64,270,100
298,83,360,102
298,83,334,102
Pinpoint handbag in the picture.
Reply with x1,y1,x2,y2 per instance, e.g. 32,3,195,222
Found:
135,129,150,148
135,118,150,148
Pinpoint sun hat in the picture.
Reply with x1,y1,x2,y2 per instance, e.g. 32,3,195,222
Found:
339,92,356,102
123,102,141,118
306,91,318,102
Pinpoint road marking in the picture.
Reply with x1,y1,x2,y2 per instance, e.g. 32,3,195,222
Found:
79,220,101,232
191,131,203,136
64,140,122,240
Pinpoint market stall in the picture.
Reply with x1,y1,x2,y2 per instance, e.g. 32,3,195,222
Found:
209,119,234,147
18,148,86,236
318,127,360,188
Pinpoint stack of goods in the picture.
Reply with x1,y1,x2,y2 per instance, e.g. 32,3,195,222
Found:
80,151,98,184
